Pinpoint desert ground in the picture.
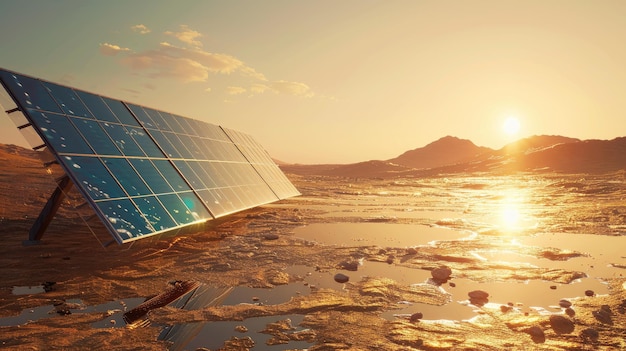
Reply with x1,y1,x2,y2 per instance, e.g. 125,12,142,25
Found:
1,145,625,350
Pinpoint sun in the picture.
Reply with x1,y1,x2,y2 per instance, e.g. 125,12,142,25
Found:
502,116,521,135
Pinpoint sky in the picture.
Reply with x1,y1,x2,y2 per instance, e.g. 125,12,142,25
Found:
1,0,625,164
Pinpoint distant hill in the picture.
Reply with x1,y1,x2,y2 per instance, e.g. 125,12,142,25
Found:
387,136,492,169
281,135,626,177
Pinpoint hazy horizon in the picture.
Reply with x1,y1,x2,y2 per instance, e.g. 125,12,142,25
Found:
2,1,626,164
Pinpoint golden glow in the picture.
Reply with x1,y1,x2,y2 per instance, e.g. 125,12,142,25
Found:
502,116,521,136
500,203,521,230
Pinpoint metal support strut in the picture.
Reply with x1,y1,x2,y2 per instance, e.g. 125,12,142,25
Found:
23,175,73,245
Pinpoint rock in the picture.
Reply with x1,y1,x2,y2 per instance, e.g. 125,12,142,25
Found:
549,315,575,334
409,312,423,322
585,289,595,297
431,266,452,283
593,305,613,324
263,233,279,240
565,307,576,317
339,260,360,271
559,299,572,308
525,326,545,343
406,247,418,255
449,282,456,288
549,285,557,290
580,328,599,341
468,290,489,307
334,273,349,283
500,305,513,313
235,325,248,333
386,255,395,264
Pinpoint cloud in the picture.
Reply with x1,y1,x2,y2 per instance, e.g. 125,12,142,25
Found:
270,80,313,97
100,25,317,98
165,25,203,48
99,43,131,56
226,86,247,95
131,24,151,34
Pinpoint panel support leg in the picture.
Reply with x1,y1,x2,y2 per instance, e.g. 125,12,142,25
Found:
23,175,73,245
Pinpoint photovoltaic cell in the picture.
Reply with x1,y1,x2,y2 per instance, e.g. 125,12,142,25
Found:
0,68,299,244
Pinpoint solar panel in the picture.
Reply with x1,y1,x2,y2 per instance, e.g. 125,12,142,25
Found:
0,68,300,244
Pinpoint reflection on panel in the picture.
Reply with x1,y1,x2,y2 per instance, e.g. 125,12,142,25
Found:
0,67,299,244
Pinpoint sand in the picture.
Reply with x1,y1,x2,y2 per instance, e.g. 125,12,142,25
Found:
1,146,625,350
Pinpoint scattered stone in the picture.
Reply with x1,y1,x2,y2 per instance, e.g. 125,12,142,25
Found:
406,247,418,255
565,307,576,317
339,260,360,271
549,285,557,290
580,328,599,341
500,305,513,313
235,325,248,333
210,263,231,271
585,289,595,297
431,266,452,283
263,233,279,240
468,290,489,306
252,296,260,302
43,281,56,292
592,305,613,324
334,273,349,283
449,282,456,288
525,326,545,343
109,319,116,325
409,312,423,322
549,315,575,334
386,255,395,264
559,299,572,308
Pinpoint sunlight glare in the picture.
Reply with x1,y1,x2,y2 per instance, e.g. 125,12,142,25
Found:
503,116,521,135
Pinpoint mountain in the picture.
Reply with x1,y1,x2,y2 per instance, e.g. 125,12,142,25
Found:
281,135,626,178
387,136,492,169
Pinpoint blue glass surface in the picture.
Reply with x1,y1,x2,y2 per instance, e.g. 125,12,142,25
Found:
126,127,164,157
151,160,192,192
0,71,62,113
163,132,194,159
149,130,181,158
28,110,94,155
102,97,140,126
76,90,119,123
96,199,154,241
126,104,156,129
144,107,172,131
42,82,92,118
102,123,146,157
102,158,152,197
61,156,126,200
159,193,210,225
71,118,122,156
129,159,174,194
173,161,205,190
133,196,177,231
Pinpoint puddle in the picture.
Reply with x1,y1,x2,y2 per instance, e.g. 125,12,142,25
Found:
12,285,46,295
293,222,471,247
0,298,145,328
163,315,310,351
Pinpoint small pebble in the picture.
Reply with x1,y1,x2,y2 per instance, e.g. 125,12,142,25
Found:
334,273,349,283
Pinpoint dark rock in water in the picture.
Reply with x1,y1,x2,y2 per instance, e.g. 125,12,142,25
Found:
500,305,513,313
431,266,452,283
565,307,576,317
468,290,489,306
43,281,56,292
263,233,279,240
339,260,360,271
525,326,545,343
409,312,423,322
580,328,599,341
593,305,613,324
549,285,557,290
559,299,572,308
549,315,575,334
449,282,456,288
585,289,595,297
334,273,349,283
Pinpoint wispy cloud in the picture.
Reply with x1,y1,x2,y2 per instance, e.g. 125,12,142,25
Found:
131,24,151,34
226,86,247,95
100,25,316,98
99,43,131,56
165,25,203,48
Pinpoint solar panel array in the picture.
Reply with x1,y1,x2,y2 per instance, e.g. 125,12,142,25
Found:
0,68,299,244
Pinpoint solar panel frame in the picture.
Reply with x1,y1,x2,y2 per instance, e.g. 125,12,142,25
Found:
0,68,299,244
